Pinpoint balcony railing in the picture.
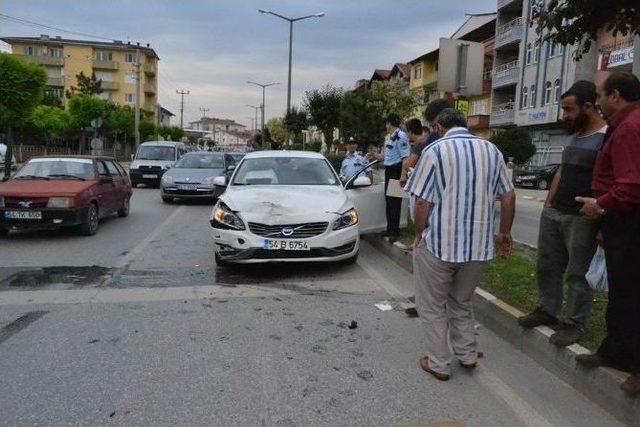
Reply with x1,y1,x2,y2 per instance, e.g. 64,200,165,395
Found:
495,17,524,49
16,54,64,66
492,60,520,88
92,60,119,70
47,77,64,87
101,81,119,91
490,102,516,126
144,83,156,94
144,65,156,77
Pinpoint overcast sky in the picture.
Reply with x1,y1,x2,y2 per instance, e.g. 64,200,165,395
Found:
1,0,495,128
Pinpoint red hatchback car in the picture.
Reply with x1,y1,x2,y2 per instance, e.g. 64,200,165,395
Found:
0,156,132,236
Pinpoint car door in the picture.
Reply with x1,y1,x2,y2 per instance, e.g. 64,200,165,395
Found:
105,160,126,210
224,154,236,181
345,160,408,234
96,160,117,214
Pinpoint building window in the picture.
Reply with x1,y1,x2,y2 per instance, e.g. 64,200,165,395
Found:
534,41,541,63
125,72,136,84
549,42,557,57
46,47,63,57
554,79,561,102
125,93,136,103
413,65,422,80
95,71,115,82
125,52,136,63
544,81,552,104
98,92,114,101
521,87,529,109
95,51,113,61
25,46,37,56
526,43,533,65
530,84,536,107
46,88,64,100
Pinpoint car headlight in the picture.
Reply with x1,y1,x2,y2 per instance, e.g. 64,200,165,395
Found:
47,197,74,208
201,176,216,187
211,201,245,230
0,196,4,208
161,175,173,185
333,208,358,230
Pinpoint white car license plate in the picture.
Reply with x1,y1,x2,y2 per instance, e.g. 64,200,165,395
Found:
178,184,198,190
4,210,42,220
263,239,310,251
142,174,157,179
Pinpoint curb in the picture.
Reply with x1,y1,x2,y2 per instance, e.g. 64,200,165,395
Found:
363,234,639,426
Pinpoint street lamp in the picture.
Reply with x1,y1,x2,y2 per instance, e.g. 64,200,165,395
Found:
258,9,324,114
247,81,280,149
245,104,260,133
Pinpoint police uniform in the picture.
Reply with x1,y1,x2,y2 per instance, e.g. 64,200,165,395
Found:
384,128,410,236
340,152,370,181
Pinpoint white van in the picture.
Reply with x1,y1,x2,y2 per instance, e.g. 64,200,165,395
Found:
129,141,188,187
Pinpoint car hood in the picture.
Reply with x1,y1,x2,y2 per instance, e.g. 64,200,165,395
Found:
0,179,95,197
164,168,224,183
131,159,173,169
222,185,351,224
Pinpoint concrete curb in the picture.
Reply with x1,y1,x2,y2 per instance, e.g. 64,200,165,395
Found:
363,234,639,426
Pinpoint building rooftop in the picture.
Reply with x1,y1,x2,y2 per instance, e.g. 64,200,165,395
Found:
451,13,497,42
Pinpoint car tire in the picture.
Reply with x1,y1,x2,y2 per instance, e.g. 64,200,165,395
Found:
118,196,130,217
162,196,173,203
79,203,99,236
215,252,228,267
537,179,548,190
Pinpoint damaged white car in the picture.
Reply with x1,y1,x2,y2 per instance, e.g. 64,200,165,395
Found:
209,151,398,265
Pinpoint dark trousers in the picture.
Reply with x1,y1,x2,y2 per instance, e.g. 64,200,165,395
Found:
384,163,403,235
598,208,640,374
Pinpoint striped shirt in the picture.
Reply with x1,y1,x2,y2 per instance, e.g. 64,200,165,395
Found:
405,127,513,263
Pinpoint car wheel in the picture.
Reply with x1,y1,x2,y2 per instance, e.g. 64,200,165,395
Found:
162,196,173,203
118,196,130,217
537,178,549,190
79,203,99,236
215,252,228,267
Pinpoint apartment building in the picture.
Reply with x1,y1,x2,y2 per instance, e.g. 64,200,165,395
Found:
188,117,246,135
1,35,159,122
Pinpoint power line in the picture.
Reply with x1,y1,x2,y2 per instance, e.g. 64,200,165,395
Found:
0,13,115,41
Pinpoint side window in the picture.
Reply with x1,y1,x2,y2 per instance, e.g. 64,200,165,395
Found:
114,162,127,176
97,161,109,176
105,161,122,177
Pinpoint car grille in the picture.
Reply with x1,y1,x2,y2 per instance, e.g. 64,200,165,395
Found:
4,197,49,209
248,222,329,239
139,165,162,171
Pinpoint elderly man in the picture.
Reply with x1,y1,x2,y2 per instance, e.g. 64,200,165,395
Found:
405,108,515,381
575,71,640,397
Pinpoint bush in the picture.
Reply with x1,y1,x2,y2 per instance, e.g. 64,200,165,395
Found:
490,128,536,166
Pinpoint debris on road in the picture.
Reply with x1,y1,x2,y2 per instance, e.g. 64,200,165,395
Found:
405,307,418,318
88,339,99,344
357,370,373,381
374,301,393,311
348,320,358,329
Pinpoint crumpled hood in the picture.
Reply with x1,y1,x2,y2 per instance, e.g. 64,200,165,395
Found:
222,185,352,224
0,179,95,197
164,168,224,183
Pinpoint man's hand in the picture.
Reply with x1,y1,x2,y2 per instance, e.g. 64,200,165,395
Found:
495,233,513,259
575,196,604,219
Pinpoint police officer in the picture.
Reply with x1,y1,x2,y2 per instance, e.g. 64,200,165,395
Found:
340,137,371,182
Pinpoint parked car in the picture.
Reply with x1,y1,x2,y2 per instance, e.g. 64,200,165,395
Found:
209,151,407,265
129,141,188,188
514,164,560,190
161,151,236,203
0,156,132,236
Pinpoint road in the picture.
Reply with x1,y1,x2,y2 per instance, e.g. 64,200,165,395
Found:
0,187,620,426
512,188,546,248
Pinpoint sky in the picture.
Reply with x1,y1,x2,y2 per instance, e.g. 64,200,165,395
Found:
1,0,496,128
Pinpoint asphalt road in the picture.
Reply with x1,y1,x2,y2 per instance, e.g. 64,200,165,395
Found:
512,188,546,248
0,187,620,426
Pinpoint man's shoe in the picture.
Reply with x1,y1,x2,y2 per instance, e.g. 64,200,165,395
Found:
459,360,477,370
549,325,585,347
575,354,608,369
621,375,640,397
419,356,450,381
517,308,558,328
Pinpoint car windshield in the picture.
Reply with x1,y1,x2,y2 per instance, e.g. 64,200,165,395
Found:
14,158,95,180
174,153,224,169
136,146,176,161
232,157,339,186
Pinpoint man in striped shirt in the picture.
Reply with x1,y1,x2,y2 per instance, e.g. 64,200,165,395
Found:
405,108,516,381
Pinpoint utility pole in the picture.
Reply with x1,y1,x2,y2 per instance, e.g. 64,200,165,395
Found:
246,105,260,135
247,81,279,149
134,47,141,150
199,107,210,118
176,89,190,128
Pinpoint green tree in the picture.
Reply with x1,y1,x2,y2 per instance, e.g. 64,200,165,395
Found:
367,81,417,123
65,71,103,97
157,125,184,141
30,105,73,149
339,90,383,146
304,84,343,149
533,0,640,59
67,95,106,153
283,106,308,144
0,52,47,178
267,117,287,149
41,91,64,109
490,128,536,166
105,104,135,146
139,121,156,142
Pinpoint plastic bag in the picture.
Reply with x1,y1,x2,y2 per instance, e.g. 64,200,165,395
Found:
586,247,608,292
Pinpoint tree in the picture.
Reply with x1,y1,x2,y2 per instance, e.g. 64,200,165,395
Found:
490,128,536,166
267,117,287,149
0,52,47,178
283,106,308,144
157,125,184,141
105,104,135,147
367,81,417,122
68,95,106,153
304,84,343,149
533,0,640,59
30,105,72,149
66,71,103,97
139,121,156,142
41,91,64,109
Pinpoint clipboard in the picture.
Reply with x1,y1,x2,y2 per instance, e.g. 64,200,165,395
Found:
386,179,406,198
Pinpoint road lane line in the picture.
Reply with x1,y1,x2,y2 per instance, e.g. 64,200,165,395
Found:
103,205,186,286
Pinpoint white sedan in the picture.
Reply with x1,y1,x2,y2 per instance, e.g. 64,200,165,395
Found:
209,151,407,265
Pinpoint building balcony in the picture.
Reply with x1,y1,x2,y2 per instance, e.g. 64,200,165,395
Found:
498,0,521,10
143,103,157,113
144,83,156,94
101,81,119,91
492,60,520,88
467,114,490,130
46,77,64,87
490,102,516,126
92,60,119,70
144,65,156,77
495,17,524,49
16,54,64,66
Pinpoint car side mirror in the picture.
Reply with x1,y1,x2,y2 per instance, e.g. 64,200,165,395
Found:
213,176,226,186
351,176,372,188
100,175,114,185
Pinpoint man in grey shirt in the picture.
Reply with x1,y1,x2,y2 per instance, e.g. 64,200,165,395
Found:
518,81,607,347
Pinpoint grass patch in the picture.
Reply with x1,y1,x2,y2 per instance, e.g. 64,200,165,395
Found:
480,245,607,351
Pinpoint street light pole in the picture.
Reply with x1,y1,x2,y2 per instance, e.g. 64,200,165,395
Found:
247,81,279,149
258,9,324,114
246,105,260,134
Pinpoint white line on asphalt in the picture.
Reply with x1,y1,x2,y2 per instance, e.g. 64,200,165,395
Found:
104,205,186,286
